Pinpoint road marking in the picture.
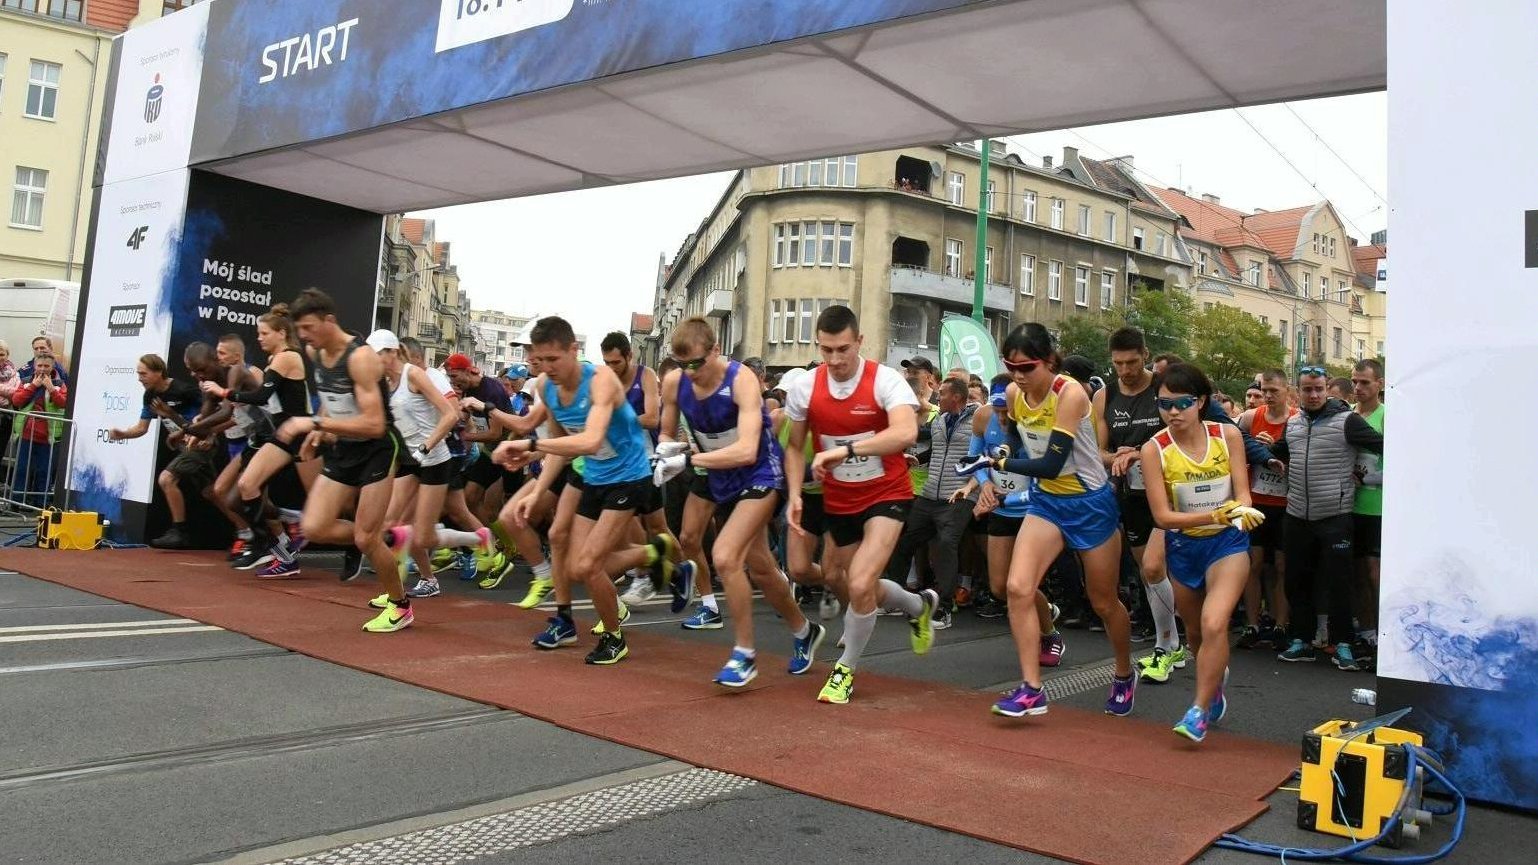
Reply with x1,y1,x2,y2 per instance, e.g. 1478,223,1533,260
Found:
0,625,221,644
0,618,199,634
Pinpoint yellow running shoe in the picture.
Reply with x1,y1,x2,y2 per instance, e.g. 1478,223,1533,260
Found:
517,576,554,609
430,547,456,571
477,555,515,590
368,593,390,610
817,663,855,704
591,601,631,635
362,601,413,633
910,588,939,655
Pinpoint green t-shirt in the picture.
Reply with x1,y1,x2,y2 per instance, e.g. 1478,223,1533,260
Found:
777,416,820,494
1353,403,1384,516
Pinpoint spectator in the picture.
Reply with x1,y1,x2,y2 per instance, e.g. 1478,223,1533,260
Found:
1328,377,1353,403
18,336,70,385
0,340,18,466
10,353,67,507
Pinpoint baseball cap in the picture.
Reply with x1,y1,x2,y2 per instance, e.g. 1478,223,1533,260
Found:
443,353,475,372
502,363,529,380
364,329,399,352
1062,354,1096,384
901,356,936,373
988,380,1009,408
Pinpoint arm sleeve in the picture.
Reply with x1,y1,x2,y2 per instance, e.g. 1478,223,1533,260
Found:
1270,436,1289,463
1343,412,1385,454
968,433,984,458
228,368,282,405
999,428,1075,478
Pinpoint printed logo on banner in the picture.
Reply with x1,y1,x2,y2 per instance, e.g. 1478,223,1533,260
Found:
259,18,360,84
144,74,164,123
109,305,149,337
436,0,575,52
127,225,150,251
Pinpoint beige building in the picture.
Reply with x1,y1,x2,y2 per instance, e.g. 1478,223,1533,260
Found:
643,143,1187,369
1,1,199,280
378,216,473,364
468,307,587,372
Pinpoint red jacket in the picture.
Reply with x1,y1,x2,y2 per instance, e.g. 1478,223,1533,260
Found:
12,380,68,444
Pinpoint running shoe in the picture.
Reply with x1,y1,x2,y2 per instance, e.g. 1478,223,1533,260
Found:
475,550,505,580
283,522,308,555
975,597,1007,619
431,547,457,571
407,576,442,599
953,586,973,608
817,663,855,704
931,609,953,631
339,548,364,582
1039,632,1067,667
256,559,301,580
1278,639,1317,662
1137,646,1187,683
232,542,276,571
1049,602,1061,623
818,592,841,621
669,560,697,614
477,555,515,590
992,682,1049,718
405,560,419,577
952,453,994,476
1333,642,1363,671
473,527,494,553
457,550,477,581
517,576,554,609
788,622,826,675
1104,669,1139,717
1130,623,1156,643
362,601,413,633
682,603,723,630
591,601,631,635
532,616,577,649
713,649,758,687
1209,667,1230,724
1173,705,1209,743
1236,625,1261,649
368,593,391,610
647,532,678,587
620,576,657,605
585,631,628,665
910,588,939,655
228,538,248,561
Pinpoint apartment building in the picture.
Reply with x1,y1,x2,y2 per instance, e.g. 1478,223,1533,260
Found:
468,307,587,372
378,215,473,365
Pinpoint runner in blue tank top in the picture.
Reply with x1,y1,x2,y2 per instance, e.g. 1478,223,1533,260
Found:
652,317,824,688
493,317,680,666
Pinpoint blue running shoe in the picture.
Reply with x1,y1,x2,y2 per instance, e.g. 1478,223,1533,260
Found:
713,650,758,688
1209,667,1229,724
406,559,419,577
681,602,723,630
1105,668,1139,717
406,576,441,598
992,682,1049,717
532,616,577,649
788,622,826,675
1173,705,1209,743
952,453,993,476
457,550,477,582
670,560,697,613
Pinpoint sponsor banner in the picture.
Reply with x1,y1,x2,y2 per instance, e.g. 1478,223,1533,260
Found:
1383,0,1538,808
103,2,212,185
939,315,999,381
68,169,188,507
191,0,987,161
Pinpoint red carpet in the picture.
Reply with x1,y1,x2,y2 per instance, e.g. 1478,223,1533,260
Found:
2,547,1294,865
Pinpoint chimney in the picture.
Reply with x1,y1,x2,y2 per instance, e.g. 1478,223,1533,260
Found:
1201,193,1220,205
1042,155,1053,168
1063,146,1078,166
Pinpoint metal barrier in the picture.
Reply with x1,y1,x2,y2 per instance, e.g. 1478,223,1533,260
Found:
0,405,77,515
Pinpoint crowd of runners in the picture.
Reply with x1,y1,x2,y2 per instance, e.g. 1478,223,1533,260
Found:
117,289,1385,744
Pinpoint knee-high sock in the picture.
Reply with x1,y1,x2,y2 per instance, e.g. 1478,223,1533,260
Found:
837,608,878,670
438,527,484,549
878,578,924,618
1145,578,1179,651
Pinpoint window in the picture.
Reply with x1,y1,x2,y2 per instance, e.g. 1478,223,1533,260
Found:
1259,315,1269,326
1280,320,1289,346
773,224,785,266
1104,211,1117,243
1203,302,1214,312
787,223,801,264
1073,267,1089,306
1100,271,1114,309
1376,340,1385,356
26,60,60,120
1019,254,1035,296
799,299,814,343
1338,279,1349,302
946,171,965,205
792,162,807,187
843,155,857,187
984,247,994,283
1021,190,1037,222
1302,271,1313,297
46,0,83,21
1197,250,1209,275
819,222,836,265
986,180,996,212
1298,327,1309,353
1247,261,1262,286
0,53,6,104
801,221,817,266
1047,261,1063,300
1314,325,1323,355
837,222,853,266
1357,339,1366,359
1333,327,1343,358
944,238,963,277
1132,226,1145,250
1077,205,1091,236
769,300,780,344
10,166,46,229
1050,198,1064,230
783,300,798,343
808,159,823,186
1311,232,1321,254
2,1,39,11
1155,231,1167,256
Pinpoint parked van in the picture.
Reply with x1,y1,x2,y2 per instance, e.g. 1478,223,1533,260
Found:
0,278,79,359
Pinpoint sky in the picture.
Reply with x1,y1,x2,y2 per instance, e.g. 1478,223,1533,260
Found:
415,92,1387,349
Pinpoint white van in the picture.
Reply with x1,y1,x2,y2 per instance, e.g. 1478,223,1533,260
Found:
0,278,79,361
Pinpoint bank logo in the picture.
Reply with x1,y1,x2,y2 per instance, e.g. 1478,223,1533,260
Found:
109,305,148,338
127,225,149,251
144,74,164,123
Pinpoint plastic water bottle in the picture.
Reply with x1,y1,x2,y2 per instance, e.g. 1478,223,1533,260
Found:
1351,688,1377,706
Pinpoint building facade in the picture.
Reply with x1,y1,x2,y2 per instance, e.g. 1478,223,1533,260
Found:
1,0,199,281
377,215,473,365
468,307,586,373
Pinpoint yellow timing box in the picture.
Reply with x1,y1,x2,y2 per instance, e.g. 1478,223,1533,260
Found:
35,509,106,551
1298,719,1425,848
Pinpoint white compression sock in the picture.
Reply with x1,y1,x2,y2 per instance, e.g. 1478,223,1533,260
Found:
437,528,484,548
532,560,552,577
702,593,719,612
878,579,924,618
1145,578,1179,651
837,608,878,669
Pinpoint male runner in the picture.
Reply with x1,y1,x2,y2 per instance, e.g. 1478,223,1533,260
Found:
444,353,517,580
108,354,202,548
1235,369,1295,648
1350,359,1385,654
783,305,937,705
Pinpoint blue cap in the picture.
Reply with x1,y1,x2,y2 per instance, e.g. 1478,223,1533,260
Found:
989,380,1009,408
502,363,529,380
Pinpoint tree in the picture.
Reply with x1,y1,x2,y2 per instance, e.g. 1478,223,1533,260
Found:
1126,288,1194,360
1189,303,1287,397
1056,308,1127,373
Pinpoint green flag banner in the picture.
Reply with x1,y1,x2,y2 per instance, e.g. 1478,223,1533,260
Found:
939,314,999,380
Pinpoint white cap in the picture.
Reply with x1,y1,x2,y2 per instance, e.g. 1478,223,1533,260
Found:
365,329,399,352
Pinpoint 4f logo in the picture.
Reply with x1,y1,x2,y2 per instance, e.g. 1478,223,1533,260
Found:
127,226,149,250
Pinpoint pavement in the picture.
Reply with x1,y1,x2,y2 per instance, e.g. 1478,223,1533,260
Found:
1,548,1533,865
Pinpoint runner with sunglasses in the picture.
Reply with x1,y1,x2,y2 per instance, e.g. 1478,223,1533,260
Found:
988,323,1135,719
653,317,824,687
1139,363,1265,743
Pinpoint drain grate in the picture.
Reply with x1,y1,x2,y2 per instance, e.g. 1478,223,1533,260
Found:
274,768,756,864
1043,662,1118,701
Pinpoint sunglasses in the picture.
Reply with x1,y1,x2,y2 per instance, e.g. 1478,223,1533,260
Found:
673,355,709,372
1156,395,1199,412
1001,357,1045,374
1298,366,1327,377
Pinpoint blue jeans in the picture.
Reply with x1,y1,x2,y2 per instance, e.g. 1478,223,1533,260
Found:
13,439,54,508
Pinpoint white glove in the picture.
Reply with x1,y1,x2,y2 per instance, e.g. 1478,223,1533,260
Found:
653,453,690,486
655,440,691,459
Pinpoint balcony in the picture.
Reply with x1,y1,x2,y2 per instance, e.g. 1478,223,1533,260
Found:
706,289,734,318
418,323,441,341
378,284,396,307
888,265,1012,312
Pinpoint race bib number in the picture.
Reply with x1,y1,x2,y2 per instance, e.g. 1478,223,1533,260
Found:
319,390,359,419
564,421,617,460
1017,423,1049,459
992,469,1029,494
1252,465,1287,498
1172,476,1233,515
820,431,880,483
1127,460,1146,491
694,426,739,453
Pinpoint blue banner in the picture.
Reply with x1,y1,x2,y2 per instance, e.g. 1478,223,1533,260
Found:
192,0,988,162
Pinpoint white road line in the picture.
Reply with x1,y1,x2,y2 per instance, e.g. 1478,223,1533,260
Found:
0,625,221,644
0,618,198,635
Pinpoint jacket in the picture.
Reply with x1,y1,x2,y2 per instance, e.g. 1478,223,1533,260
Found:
11,379,68,444
1270,398,1383,521
919,404,977,501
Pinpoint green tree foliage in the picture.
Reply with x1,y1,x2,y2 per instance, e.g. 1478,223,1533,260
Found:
1056,309,1126,373
1126,288,1194,360
1189,303,1287,396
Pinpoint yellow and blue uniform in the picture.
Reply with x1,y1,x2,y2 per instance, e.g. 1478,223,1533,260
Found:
1152,421,1250,590
1009,374,1118,551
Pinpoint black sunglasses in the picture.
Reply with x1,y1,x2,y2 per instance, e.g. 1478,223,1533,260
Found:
673,355,709,372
